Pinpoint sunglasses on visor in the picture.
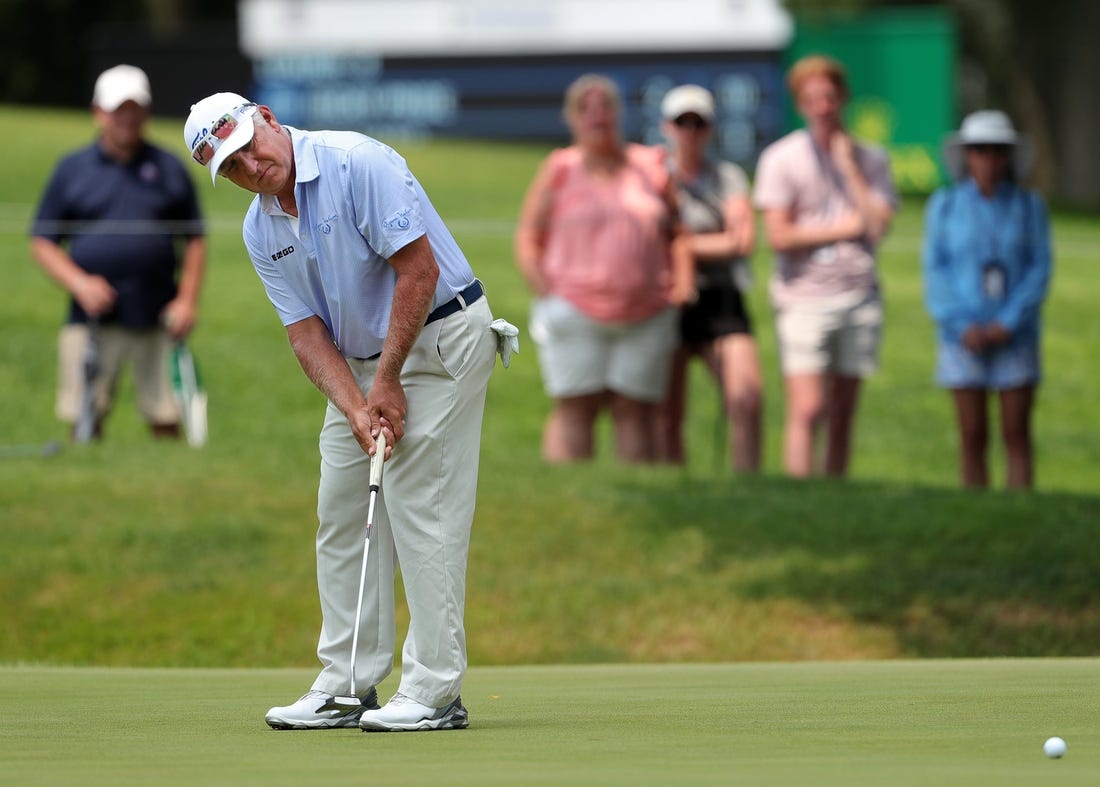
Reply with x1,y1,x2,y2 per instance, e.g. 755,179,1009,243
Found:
191,103,257,166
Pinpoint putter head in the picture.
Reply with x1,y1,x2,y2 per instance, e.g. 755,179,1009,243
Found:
325,695,366,711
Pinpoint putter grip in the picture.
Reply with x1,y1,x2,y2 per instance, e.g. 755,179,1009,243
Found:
369,432,387,490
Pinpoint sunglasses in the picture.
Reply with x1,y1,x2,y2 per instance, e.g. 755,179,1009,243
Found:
191,103,257,166
673,115,711,130
966,143,1010,155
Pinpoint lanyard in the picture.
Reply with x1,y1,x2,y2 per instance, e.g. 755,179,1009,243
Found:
966,182,1019,300
808,134,849,217
967,182,1009,260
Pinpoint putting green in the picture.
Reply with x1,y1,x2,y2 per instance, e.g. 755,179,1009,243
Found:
1,660,1094,786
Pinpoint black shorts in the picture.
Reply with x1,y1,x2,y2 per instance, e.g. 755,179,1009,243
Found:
680,283,753,345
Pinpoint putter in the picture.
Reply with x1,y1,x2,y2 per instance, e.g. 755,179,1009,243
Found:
73,318,100,443
332,431,387,709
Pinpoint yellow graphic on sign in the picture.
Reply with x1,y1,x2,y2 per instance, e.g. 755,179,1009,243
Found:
887,144,944,192
849,97,895,145
847,97,945,192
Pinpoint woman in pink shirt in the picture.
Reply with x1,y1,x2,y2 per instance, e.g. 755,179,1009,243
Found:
515,74,694,462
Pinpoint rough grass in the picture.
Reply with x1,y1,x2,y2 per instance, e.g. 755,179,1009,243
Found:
0,105,1098,669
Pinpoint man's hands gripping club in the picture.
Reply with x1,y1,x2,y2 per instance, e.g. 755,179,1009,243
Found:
346,379,401,461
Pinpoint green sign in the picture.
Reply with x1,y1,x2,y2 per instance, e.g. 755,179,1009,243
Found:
787,7,957,193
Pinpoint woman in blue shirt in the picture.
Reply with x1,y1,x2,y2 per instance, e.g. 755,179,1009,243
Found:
922,110,1052,489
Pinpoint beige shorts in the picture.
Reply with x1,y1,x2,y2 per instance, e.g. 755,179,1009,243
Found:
529,295,679,402
773,288,883,377
57,323,180,425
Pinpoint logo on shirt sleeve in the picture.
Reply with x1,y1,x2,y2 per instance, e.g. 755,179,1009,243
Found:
382,207,413,230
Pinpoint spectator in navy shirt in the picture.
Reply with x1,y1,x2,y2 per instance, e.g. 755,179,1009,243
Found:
30,64,206,441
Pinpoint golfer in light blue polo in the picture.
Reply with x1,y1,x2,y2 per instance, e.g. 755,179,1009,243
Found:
185,92,516,732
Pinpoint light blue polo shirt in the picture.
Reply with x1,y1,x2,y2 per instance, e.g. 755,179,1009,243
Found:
242,126,475,359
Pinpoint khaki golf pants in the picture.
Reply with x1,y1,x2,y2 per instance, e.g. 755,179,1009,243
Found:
57,323,179,424
312,296,496,708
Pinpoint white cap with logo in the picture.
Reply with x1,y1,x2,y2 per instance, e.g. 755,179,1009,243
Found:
185,92,258,184
93,65,152,112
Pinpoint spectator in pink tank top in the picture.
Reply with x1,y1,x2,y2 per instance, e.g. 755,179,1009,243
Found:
515,74,694,463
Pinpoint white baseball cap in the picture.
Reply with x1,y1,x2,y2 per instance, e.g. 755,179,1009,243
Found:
93,65,152,112
943,110,1033,181
660,85,716,123
185,92,258,184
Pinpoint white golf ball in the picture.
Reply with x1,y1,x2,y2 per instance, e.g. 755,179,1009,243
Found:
1043,736,1067,759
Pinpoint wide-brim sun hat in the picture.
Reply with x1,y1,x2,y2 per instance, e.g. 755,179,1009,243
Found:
942,109,1033,181
184,92,258,185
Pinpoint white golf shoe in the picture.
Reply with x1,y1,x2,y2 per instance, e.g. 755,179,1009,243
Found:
265,688,379,730
358,692,469,732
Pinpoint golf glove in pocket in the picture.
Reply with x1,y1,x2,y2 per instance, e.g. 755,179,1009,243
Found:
489,318,520,369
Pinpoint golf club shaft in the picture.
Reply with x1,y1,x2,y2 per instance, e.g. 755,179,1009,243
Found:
74,318,100,443
349,431,387,699
0,441,61,459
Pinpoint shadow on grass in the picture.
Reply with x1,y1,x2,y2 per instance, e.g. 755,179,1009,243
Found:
612,473,1100,657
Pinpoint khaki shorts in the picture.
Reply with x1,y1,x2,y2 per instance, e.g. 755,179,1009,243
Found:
57,323,180,425
529,295,679,402
773,289,883,377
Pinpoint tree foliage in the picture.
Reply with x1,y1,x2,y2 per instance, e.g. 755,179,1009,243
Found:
0,0,236,107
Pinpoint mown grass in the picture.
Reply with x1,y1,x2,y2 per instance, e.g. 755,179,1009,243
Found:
2,660,1100,783
1,661,1097,787
0,104,1097,669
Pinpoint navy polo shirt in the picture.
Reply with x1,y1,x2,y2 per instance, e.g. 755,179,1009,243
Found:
30,140,205,328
